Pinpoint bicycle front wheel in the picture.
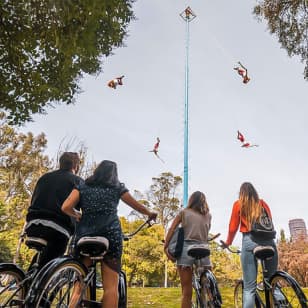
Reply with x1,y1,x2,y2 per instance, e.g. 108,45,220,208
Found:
0,265,26,307
270,271,308,308
34,259,90,308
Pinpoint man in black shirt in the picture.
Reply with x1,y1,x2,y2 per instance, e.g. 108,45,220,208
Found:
25,152,83,268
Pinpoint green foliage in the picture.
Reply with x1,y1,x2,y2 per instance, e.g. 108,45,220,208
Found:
0,238,13,262
253,0,308,79
146,172,182,231
279,228,287,243
0,113,51,264
0,0,135,124
122,218,166,287
209,240,242,286
0,112,51,232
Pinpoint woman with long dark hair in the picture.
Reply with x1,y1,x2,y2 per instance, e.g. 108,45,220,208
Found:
164,191,212,308
222,182,278,308
62,160,157,308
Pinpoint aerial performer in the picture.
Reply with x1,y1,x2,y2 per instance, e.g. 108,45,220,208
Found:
234,62,250,84
108,75,124,89
237,131,258,148
149,137,164,163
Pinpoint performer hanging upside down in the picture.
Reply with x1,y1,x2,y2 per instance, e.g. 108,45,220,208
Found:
237,130,258,148
108,75,124,89
149,137,164,163
234,62,250,84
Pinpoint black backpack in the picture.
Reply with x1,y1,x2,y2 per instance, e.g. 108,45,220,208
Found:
250,207,276,241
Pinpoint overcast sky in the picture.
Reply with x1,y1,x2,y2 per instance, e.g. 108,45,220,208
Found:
21,0,308,246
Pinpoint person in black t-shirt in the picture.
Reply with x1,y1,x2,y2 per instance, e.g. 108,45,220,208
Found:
25,152,83,268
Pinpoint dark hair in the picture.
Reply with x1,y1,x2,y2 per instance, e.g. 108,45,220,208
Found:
85,160,120,187
59,152,80,172
187,191,209,215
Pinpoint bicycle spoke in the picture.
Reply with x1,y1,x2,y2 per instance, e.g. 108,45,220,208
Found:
271,274,305,308
0,271,24,307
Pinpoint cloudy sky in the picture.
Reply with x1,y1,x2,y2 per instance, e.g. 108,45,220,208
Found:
22,1,308,246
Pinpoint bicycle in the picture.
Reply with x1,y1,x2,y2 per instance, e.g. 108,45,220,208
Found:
0,232,57,307
187,233,222,308
222,241,308,308
28,218,155,308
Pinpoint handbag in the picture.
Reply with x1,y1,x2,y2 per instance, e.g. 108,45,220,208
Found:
250,208,276,241
168,225,184,258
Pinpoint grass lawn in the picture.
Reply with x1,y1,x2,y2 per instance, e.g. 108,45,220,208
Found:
127,287,234,307
126,287,308,307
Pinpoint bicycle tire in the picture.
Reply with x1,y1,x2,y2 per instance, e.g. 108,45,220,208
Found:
0,263,26,307
118,270,127,308
270,271,308,308
200,270,222,308
33,257,90,308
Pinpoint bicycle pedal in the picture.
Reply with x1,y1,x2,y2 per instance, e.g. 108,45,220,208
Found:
80,299,101,307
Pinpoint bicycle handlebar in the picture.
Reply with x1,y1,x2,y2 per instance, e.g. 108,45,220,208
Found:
123,218,155,241
208,233,220,242
219,240,241,254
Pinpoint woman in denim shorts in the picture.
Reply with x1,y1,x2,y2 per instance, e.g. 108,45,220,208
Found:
164,191,212,308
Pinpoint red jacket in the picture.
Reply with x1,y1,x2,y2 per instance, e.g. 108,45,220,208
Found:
226,199,272,246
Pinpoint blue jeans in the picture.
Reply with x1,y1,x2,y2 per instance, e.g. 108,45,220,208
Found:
241,233,278,308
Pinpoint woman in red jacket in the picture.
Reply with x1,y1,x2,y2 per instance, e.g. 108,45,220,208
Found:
222,182,278,308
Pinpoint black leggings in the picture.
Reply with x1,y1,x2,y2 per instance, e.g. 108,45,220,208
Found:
26,224,69,269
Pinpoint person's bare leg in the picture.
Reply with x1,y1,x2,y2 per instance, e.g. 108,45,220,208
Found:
68,257,91,308
101,262,119,308
178,266,193,308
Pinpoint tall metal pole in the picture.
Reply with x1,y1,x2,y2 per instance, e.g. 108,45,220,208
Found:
180,7,196,207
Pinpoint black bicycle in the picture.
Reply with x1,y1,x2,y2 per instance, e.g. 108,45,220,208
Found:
188,233,222,308
0,232,56,307
222,242,308,308
28,219,154,308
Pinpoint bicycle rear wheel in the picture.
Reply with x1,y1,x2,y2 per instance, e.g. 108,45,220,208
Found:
199,271,221,308
34,259,90,308
118,270,127,308
270,271,308,308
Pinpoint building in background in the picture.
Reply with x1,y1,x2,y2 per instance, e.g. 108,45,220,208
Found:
288,218,307,241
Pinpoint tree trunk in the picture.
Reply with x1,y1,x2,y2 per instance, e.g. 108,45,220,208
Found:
164,259,168,287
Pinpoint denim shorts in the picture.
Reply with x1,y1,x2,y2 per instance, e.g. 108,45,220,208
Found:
176,240,211,268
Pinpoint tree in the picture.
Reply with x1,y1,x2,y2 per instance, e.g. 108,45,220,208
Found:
0,0,135,124
121,218,167,287
279,228,287,243
0,112,51,262
146,172,182,232
253,1,308,79
278,239,308,287
146,172,182,288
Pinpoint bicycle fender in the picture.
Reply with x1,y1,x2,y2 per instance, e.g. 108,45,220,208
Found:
27,256,88,305
270,271,302,289
270,271,308,305
0,263,26,279
202,270,222,305
34,255,87,288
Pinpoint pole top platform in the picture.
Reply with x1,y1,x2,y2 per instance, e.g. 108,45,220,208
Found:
180,6,196,21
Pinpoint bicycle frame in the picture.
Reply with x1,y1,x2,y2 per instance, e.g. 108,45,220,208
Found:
28,218,154,307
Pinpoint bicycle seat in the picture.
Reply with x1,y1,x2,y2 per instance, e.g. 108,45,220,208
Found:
25,237,48,251
253,245,275,260
77,236,109,258
187,244,210,259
